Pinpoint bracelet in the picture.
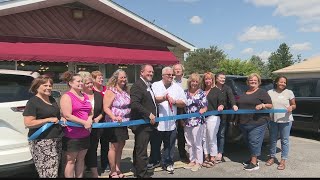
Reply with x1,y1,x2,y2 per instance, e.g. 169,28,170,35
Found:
262,103,266,109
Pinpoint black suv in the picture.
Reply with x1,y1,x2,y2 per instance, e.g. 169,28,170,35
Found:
224,75,274,143
286,78,320,134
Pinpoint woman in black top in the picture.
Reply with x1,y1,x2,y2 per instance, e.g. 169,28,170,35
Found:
214,72,238,163
79,71,105,178
237,73,272,171
23,75,64,178
201,72,224,168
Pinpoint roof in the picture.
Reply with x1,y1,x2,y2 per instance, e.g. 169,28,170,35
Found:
0,0,196,52
273,56,320,74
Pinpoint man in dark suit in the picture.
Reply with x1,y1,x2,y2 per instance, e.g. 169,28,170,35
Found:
130,64,158,178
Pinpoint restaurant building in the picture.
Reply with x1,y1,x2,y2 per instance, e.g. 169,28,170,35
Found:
0,0,195,91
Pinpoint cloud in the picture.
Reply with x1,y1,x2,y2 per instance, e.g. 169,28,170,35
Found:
255,51,271,62
244,0,280,7
189,16,203,24
299,25,320,32
245,0,320,31
238,25,283,42
241,48,254,54
223,43,234,50
291,42,312,51
168,0,200,3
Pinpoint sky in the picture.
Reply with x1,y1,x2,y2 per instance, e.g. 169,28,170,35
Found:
113,0,320,62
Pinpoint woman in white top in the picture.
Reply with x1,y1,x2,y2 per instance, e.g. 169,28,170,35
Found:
266,75,296,170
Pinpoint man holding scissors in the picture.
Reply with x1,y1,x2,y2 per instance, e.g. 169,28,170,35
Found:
150,66,187,174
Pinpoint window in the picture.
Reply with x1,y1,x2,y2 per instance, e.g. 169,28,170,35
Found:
16,61,68,83
105,64,138,84
0,61,15,70
0,74,34,102
287,79,318,97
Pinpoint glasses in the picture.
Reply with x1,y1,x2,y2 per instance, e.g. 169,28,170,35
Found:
163,74,174,77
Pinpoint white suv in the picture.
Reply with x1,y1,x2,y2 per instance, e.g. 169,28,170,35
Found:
0,69,39,176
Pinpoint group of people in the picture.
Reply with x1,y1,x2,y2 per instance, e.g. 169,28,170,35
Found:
23,63,296,178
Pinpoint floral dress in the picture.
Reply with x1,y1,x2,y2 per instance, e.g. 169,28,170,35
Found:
184,89,208,127
105,87,131,122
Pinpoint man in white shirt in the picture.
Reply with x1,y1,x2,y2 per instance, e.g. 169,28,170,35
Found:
150,66,187,174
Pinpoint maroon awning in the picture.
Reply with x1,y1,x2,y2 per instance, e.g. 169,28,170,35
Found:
0,42,179,65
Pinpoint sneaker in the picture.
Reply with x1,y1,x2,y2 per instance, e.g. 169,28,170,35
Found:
244,162,259,171
190,163,201,172
147,162,161,170
101,165,110,173
242,160,259,166
166,165,174,174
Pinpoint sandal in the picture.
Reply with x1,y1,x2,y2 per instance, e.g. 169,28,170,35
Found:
109,172,120,178
202,161,214,168
215,157,223,164
117,171,125,178
277,162,285,170
265,158,275,166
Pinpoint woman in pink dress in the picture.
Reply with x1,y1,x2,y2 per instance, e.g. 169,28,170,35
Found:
60,71,93,178
103,69,131,178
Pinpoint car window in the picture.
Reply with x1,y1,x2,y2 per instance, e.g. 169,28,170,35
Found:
287,79,319,97
0,74,34,102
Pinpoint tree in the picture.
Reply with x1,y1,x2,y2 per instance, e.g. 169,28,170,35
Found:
184,46,226,75
217,58,258,76
267,43,294,78
249,55,270,78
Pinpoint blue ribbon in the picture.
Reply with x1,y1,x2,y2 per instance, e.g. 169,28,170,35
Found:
28,109,287,140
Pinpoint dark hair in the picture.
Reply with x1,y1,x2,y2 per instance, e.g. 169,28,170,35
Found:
60,71,80,86
140,64,153,72
29,75,53,94
274,75,288,89
215,71,225,80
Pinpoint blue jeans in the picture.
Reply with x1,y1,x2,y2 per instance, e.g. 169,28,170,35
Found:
160,129,177,166
269,121,292,160
240,122,267,157
217,115,227,154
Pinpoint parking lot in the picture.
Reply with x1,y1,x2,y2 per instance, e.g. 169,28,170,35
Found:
9,130,320,178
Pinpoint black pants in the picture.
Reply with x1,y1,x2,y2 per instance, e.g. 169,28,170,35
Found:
177,120,187,159
149,129,161,164
100,129,110,169
85,129,100,168
132,128,152,178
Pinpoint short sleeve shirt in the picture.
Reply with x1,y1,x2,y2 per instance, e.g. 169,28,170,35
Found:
268,89,295,123
23,96,64,139
185,89,208,127
237,88,272,125
152,80,187,131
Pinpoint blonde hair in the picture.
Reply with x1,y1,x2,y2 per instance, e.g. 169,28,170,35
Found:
78,71,93,83
107,69,129,92
187,73,201,89
201,72,215,90
247,73,262,86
